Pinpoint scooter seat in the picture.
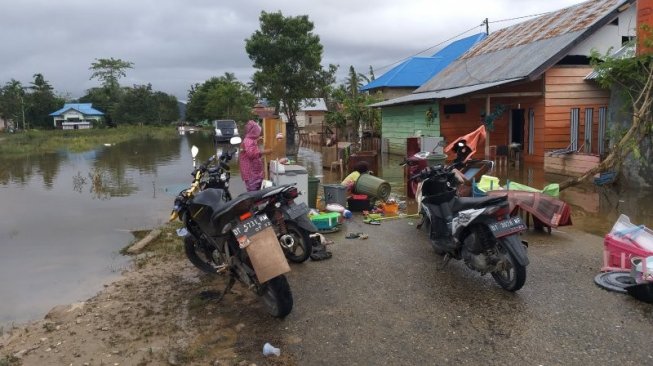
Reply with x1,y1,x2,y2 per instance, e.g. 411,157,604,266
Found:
453,195,507,211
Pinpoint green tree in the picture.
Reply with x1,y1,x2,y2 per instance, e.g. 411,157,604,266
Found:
0,79,26,130
26,73,63,129
87,57,134,125
112,84,179,125
205,73,255,121
89,57,134,90
186,73,255,123
245,11,336,150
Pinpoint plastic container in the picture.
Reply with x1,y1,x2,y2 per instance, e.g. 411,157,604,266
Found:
347,194,371,212
603,233,653,272
382,201,399,214
310,212,341,230
355,174,391,200
610,214,653,252
323,184,347,207
308,176,320,208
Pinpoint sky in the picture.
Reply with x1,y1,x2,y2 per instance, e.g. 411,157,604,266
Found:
0,0,587,102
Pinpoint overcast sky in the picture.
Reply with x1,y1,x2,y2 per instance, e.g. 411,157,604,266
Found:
1,0,585,101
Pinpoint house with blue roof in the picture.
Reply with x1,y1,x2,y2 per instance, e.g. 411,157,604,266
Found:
362,33,486,154
49,103,104,130
362,33,486,100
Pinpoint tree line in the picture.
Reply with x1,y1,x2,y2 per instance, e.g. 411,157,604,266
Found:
2,11,383,141
0,58,180,130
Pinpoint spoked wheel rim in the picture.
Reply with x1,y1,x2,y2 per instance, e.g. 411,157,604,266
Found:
492,247,517,288
491,236,526,292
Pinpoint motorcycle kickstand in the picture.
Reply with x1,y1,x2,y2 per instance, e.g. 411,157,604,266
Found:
214,276,236,302
436,253,452,270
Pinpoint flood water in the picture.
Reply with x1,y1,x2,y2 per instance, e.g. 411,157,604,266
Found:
1,133,651,328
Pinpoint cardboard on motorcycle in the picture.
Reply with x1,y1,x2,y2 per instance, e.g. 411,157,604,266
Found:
244,226,290,284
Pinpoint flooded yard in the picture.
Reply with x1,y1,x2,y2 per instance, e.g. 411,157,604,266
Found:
0,133,650,328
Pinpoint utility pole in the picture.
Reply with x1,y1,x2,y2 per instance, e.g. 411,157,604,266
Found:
483,18,489,35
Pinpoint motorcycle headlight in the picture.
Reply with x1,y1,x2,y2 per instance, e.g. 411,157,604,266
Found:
220,172,227,181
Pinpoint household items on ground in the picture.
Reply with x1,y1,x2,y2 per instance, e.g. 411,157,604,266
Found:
596,214,653,304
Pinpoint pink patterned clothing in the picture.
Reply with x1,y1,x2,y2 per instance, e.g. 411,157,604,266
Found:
239,121,264,191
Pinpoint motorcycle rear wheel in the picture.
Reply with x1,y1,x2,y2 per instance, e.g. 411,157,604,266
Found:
491,236,526,292
184,235,220,275
280,222,312,263
260,275,293,318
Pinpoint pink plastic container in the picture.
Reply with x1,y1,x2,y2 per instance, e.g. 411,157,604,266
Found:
603,234,653,272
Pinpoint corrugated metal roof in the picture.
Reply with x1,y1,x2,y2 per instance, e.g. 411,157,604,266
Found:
361,33,486,91
299,98,327,111
585,43,635,79
416,0,633,93
369,78,524,107
49,103,104,116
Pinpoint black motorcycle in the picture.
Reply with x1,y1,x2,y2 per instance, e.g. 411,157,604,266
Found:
408,143,529,292
184,141,315,269
170,138,293,317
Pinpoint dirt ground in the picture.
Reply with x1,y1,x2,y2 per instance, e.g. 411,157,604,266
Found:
0,225,297,366
2,217,653,365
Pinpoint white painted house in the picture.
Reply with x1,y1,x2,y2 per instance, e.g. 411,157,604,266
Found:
49,103,104,130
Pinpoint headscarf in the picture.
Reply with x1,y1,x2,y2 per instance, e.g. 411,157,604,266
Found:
245,120,261,140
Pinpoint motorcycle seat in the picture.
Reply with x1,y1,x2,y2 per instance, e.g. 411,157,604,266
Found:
454,195,508,211
238,184,295,201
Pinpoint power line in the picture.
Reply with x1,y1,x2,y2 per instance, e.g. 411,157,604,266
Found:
488,11,551,24
373,24,482,73
372,10,552,75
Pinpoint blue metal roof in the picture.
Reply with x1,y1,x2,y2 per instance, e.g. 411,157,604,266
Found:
49,103,104,116
361,33,487,91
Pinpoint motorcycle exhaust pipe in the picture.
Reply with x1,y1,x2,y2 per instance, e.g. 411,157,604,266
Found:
279,234,295,249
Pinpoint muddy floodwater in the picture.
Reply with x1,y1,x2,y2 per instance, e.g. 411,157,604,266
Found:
1,133,652,328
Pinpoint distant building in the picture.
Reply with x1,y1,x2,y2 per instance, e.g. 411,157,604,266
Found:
49,103,104,130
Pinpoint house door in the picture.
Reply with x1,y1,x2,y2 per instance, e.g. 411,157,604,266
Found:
511,109,525,146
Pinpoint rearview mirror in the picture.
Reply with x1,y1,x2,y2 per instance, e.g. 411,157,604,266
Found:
191,145,199,158
230,136,242,145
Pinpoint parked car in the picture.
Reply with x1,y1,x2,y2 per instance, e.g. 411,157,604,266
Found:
213,120,239,143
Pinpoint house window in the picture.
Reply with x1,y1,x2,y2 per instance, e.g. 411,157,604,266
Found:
443,104,466,114
528,108,535,155
584,108,593,153
598,107,608,155
570,108,580,151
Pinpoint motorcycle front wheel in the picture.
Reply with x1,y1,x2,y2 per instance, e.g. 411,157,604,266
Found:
280,222,312,263
491,235,527,292
260,275,293,318
183,235,220,275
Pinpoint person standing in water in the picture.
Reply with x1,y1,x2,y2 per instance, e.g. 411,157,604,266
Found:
239,120,272,191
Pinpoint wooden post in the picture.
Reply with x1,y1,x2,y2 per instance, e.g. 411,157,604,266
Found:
485,95,491,159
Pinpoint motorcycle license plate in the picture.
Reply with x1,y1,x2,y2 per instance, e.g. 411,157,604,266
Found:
231,214,273,243
285,202,309,220
488,216,527,238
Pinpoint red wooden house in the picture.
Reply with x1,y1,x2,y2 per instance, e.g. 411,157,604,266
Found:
372,0,638,174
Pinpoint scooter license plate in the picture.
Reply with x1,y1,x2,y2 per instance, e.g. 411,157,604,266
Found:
488,216,527,237
231,214,272,242
285,202,309,220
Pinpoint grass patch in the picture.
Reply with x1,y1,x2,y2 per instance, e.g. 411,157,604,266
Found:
121,222,185,259
0,355,20,366
0,126,178,156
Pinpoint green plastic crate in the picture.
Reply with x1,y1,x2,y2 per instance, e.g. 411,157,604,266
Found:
310,212,341,230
